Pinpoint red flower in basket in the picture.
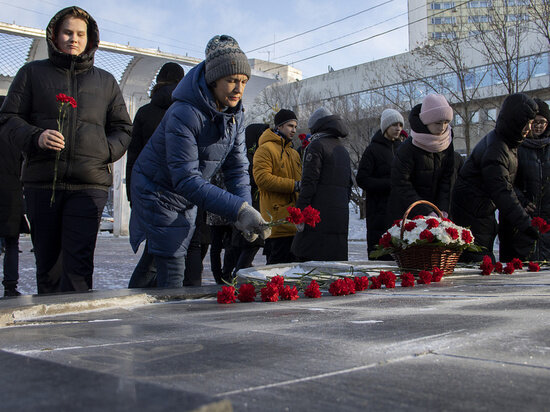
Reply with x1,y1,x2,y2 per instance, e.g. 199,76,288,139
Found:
404,221,417,231
217,286,237,304
304,280,322,298
379,233,393,248
419,229,435,242
237,284,256,302
426,218,439,229
461,230,473,244
445,227,459,240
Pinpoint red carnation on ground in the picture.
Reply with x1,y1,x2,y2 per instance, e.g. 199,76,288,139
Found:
345,277,356,294
280,285,300,301
261,283,279,302
528,262,540,272
404,221,417,231
419,229,434,242
426,218,439,229
480,255,494,276
417,270,433,284
445,227,459,240
379,271,396,288
504,262,515,275
329,278,350,296
379,232,393,249
237,284,256,302
432,267,444,282
286,207,304,224
302,205,321,227
370,276,382,289
353,276,370,291
494,262,503,273
217,286,236,304
400,273,415,287
304,280,322,298
510,258,523,270
269,275,285,288
461,229,473,244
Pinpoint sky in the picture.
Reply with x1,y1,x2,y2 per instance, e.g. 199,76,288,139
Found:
0,0,410,79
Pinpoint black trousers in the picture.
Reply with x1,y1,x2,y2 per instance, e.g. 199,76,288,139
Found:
25,188,107,294
264,236,296,265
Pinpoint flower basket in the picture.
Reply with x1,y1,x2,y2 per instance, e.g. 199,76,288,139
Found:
392,201,462,276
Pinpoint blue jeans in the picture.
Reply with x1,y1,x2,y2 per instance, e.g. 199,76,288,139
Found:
155,255,186,288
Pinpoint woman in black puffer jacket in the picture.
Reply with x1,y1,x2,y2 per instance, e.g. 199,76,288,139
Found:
499,98,550,262
452,93,538,263
0,7,132,293
388,94,455,225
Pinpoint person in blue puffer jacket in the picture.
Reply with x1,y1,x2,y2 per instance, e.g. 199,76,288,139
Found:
129,35,271,288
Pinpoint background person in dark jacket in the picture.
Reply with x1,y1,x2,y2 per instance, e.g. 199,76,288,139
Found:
0,7,132,293
356,108,405,260
291,107,352,262
499,98,550,262
0,96,29,297
129,35,270,288
388,94,455,223
452,93,538,262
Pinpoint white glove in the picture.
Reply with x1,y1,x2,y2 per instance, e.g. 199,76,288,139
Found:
235,202,271,242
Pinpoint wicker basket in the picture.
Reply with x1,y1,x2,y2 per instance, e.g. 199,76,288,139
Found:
391,200,462,276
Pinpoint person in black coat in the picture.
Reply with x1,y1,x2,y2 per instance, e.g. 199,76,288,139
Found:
0,7,132,293
452,93,538,263
291,107,352,261
499,98,550,261
0,96,29,297
357,108,405,259
388,94,455,223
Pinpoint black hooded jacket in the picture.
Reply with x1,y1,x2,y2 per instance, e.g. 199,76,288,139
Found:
126,82,177,201
452,93,538,251
291,115,352,261
0,6,132,191
387,103,455,222
356,129,402,252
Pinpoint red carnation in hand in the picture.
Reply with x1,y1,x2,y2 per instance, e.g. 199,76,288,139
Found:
280,285,300,300
419,229,434,242
353,276,370,291
510,258,523,270
494,262,503,273
302,205,321,227
418,270,432,284
426,218,439,229
304,280,322,298
369,276,382,289
379,232,393,249
461,229,473,244
528,262,540,272
400,272,415,287
237,283,256,302
56,93,77,108
503,262,515,275
480,255,494,276
531,217,550,233
217,286,236,304
404,221,417,231
445,227,459,240
432,267,444,282
286,207,304,224
261,283,279,302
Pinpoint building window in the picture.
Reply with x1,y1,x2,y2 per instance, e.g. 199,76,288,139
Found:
467,1,492,7
468,15,492,23
432,16,457,24
487,108,497,122
471,111,480,123
432,31,457,39
505,0,529,5
431,2,455,9
454,114,463,125
506,14,529,22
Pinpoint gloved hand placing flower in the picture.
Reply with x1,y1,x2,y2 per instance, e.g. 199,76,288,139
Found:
235,202,271,242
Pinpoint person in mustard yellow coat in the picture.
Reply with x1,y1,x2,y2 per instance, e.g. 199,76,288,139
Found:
253,109,302,264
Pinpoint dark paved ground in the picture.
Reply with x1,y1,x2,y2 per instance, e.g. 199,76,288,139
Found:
0,260,549,411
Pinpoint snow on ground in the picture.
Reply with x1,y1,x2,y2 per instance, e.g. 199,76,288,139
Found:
349,204,366,241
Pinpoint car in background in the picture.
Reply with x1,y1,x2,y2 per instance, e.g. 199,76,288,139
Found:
100,210,114,233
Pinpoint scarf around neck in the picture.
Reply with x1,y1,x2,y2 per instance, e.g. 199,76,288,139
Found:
522,136,550,149
411,125,452,153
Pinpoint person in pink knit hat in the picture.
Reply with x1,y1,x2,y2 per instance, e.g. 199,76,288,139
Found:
387,93,455,223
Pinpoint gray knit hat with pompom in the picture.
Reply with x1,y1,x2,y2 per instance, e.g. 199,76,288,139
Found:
205,35,251,84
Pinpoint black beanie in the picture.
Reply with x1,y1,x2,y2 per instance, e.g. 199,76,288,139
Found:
534,98,550,122
274,109,297,128
157,62,184,84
